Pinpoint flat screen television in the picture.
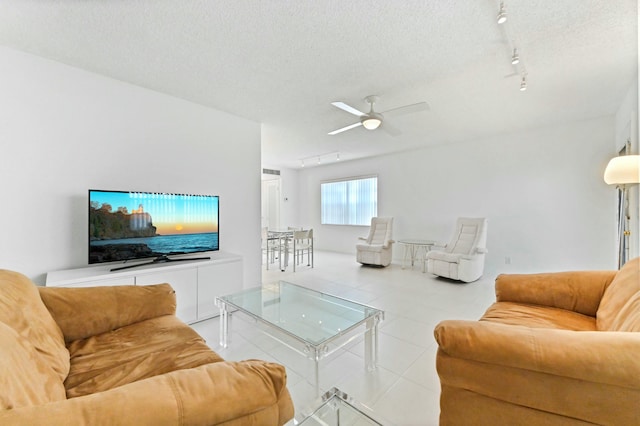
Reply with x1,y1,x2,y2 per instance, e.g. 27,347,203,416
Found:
89,190,219,271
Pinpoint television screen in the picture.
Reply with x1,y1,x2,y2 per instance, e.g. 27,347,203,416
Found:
89,190,219,265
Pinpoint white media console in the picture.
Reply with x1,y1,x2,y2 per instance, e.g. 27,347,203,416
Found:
45,251,243,324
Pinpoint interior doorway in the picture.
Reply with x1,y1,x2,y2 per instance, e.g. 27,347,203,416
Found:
261,177,281,230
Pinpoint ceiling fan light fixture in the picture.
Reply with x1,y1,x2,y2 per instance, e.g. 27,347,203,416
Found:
497,2,507,24
361,112,383,130
362,118,382,130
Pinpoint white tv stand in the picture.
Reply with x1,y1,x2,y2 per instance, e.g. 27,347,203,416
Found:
46,251,243,325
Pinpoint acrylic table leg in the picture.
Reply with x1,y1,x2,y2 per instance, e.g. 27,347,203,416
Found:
306,346,320,397
314,357,320,397
219,302,230,348
364,316,379,372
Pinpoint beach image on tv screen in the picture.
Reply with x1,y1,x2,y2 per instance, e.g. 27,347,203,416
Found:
89,191,219,263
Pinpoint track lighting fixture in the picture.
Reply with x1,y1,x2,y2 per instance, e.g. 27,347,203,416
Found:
494,2,529,91
511,48,520,65
497,2,507,24
520,75,527,91
299,151,341,168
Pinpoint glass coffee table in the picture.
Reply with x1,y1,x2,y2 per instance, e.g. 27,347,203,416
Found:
216,281,384,395
296,387,392,425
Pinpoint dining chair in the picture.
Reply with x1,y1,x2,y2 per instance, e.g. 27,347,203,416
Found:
261,227,279,270
292,229,314,272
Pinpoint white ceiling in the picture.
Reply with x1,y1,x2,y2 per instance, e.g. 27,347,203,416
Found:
0,1,637,169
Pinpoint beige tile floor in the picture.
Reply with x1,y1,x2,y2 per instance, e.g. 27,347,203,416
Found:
191,250,497,425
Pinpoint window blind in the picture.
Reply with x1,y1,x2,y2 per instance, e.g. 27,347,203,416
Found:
321,176,377,225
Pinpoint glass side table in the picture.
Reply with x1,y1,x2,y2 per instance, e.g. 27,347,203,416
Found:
295,387,393,425
397,239,436,271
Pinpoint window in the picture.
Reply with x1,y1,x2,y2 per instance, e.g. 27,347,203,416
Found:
321,176,377,225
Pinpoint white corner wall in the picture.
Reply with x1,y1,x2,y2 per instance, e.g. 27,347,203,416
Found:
0,47,262,286
296,117,617,274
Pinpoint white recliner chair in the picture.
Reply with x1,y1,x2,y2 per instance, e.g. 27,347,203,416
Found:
356,217,394,267
425,217,488,282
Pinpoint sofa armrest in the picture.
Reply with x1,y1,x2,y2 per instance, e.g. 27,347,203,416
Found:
38,284,176,343
434,320,640,388
0,360,294,426
495,270,616,316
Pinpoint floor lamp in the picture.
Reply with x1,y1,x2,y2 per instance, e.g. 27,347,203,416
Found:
604,155,640,268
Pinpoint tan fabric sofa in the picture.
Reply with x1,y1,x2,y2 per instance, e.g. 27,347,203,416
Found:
0,269,294,425
434,257,640,425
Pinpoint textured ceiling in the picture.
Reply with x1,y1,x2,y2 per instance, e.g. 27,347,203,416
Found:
0,1,637,169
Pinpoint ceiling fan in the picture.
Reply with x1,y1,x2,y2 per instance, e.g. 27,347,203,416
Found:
328,95,429,136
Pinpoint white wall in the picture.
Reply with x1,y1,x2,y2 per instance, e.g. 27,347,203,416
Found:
0,47,262,286
296,117,618,274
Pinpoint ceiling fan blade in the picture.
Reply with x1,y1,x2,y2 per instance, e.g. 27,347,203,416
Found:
381,101,430,117
328,122,362,135
381,122,402,137
331,102,365,117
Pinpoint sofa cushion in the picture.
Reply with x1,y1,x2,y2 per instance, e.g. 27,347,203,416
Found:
428,251,462,263
608,290,640,332
0,322,67,409
481,302,597,331
355,243,386,252
0,270,69,382
39,283,177,343
65,314,224,398
597,257,640,331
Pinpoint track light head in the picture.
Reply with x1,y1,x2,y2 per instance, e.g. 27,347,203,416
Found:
520,75,527,91
511,48,520,65
497,2,507,24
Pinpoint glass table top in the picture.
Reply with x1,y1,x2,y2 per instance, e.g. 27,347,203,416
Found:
217,281,383,347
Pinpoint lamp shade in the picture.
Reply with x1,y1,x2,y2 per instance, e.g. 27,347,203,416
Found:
604,155,640,185
361,112,383,130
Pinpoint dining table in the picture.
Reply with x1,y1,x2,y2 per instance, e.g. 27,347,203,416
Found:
267,229,294,271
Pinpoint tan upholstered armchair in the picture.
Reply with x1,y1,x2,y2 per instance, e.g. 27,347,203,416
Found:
356,217,394,267
434,257,640,425
0,269,294,425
